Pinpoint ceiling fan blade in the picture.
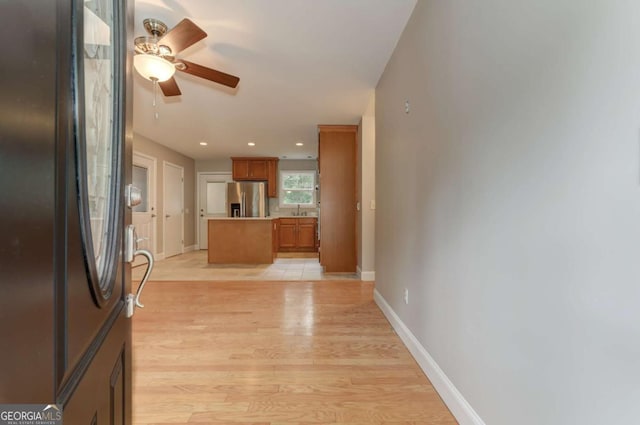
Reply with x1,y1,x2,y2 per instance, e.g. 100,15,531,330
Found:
159,77,181,96
178,60,240,88
159,19,206,54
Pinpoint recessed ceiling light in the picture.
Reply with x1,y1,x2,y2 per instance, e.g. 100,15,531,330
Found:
199,142,208,146
248,142,256,146
296,142,304,146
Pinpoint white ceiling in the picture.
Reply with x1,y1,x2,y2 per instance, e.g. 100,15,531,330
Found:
133,0,416,160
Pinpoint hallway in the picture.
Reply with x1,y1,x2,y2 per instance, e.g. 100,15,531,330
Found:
132,280,457,424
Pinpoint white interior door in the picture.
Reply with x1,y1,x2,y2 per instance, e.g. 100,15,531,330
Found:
164,161,183,258
198,173,231,249
132,152,156,267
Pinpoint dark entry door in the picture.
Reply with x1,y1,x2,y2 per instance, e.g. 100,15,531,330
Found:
0,1,143,423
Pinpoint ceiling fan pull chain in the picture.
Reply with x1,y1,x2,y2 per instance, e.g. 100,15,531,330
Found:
152,78,157,107
152,78,159,120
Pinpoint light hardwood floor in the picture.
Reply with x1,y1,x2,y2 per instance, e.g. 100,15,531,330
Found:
133,280,457,424
133,251,359,281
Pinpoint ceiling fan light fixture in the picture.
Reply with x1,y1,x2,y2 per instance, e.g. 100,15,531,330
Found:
133,18,240,97
134,54,175,82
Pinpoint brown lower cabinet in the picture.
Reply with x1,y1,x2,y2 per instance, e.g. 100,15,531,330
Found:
278,217,317,252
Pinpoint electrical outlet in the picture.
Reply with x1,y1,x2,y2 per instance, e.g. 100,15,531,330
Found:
404,288,409,304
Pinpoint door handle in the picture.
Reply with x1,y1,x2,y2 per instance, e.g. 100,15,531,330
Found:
151,214,157,218
126,249,154,317
132,249,154,308
124,225,155,318
165,214,171,218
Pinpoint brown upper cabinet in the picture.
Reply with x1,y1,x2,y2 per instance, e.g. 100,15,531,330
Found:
231,157,279,197
232,158,267,180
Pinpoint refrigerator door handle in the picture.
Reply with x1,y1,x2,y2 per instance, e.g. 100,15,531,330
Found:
241,192,246,217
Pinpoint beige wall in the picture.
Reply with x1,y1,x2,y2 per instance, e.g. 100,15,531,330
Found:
196,158,232,173
134,133,196,253
278,159,316,172
196,158,316,174
357,94,376,279
376,1,640,424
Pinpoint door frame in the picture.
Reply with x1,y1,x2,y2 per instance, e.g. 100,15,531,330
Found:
197,172,232,249
133,151,157,257
163,161,184,258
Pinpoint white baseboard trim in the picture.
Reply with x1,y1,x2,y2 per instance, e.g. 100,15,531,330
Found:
357,267,376,281
361,271,375,281
374,289,486,425
184,244,197,253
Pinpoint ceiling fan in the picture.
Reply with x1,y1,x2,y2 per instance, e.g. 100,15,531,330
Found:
134,18,240,96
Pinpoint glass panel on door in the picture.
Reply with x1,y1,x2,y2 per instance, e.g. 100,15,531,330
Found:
206,182,226,215
78,0,122,305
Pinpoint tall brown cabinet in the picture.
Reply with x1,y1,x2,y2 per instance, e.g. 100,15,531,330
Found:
318,125,358,272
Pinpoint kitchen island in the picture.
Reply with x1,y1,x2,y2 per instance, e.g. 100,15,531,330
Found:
207,218,275,264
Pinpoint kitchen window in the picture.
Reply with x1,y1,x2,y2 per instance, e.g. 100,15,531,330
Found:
279,171,316,207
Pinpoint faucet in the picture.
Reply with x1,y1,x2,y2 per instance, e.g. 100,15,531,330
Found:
296,204,300,216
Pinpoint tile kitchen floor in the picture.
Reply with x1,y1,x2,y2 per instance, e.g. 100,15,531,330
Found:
133,250,359,281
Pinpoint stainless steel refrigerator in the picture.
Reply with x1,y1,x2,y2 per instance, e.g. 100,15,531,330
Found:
227,182,269,217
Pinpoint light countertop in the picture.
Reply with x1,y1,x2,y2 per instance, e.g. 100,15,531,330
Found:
270,213,318,218
207,217,277,221
208,215,317,220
